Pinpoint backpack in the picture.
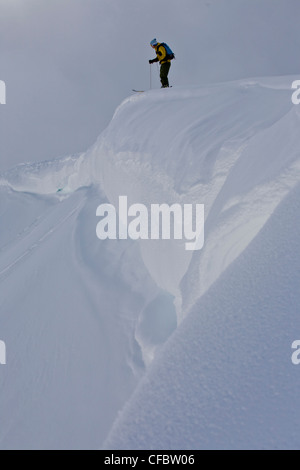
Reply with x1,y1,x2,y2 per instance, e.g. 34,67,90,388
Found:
161,42,175,60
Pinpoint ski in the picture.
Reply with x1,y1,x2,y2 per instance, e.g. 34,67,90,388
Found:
132,89,145,93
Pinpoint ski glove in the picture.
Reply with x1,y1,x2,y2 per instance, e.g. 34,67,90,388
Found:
149,59,155,64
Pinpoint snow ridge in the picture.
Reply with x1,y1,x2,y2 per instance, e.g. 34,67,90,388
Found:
1,76,300,449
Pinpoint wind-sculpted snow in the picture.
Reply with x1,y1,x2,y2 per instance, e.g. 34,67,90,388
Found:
94,78,300,316
105,182,300,450
0,77,300,449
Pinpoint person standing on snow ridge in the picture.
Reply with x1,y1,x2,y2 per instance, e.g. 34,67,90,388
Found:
149,38,171,88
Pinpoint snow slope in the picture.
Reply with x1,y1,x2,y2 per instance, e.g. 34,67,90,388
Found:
1,76,300,449
0,186,161,449
104,180,300,450
94,78,300,316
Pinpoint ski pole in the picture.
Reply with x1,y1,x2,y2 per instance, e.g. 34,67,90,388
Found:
150,63,152,90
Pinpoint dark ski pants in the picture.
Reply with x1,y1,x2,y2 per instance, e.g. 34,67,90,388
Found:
160,62,171,88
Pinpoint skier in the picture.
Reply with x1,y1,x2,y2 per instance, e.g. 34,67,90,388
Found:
149,38,172,88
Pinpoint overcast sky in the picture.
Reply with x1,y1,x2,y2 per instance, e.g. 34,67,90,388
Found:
1,0,300,171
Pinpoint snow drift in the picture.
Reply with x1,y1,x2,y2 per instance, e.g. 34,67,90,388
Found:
0,76,300,449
